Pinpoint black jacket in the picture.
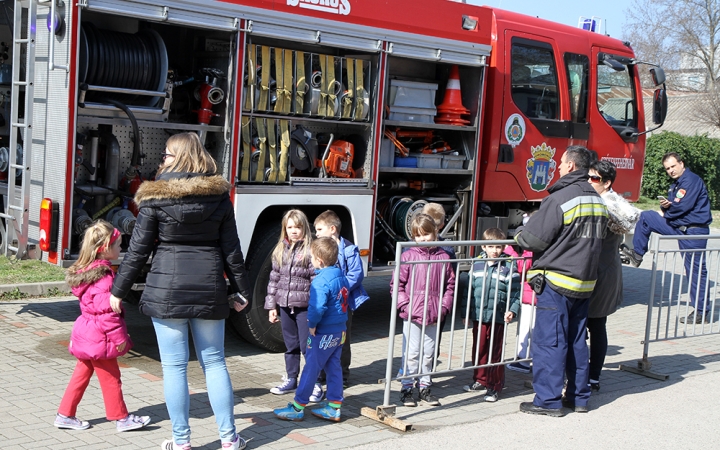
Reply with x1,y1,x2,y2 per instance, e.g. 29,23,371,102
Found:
111,172,251,320
515,170,608,299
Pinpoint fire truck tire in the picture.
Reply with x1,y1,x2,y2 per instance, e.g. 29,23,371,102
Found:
228,223,286,352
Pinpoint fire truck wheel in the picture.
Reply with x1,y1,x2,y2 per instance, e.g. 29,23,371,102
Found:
228,223,286,352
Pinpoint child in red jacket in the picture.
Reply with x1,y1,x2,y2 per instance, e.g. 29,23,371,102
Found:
55,220,150,432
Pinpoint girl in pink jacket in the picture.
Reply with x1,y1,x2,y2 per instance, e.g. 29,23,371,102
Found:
55,221,151,432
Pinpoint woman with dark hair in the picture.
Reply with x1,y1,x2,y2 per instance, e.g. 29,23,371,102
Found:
586,159,640,391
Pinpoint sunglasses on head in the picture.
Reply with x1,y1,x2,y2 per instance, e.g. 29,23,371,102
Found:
162,152,175,160
588,175,603,183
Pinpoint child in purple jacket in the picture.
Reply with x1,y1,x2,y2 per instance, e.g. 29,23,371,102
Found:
55,221,150,432
265,209,315,395
392,214,455,407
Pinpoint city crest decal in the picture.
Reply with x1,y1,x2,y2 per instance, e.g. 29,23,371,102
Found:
526,143,557,192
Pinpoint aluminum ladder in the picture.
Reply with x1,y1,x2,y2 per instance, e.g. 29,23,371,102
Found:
1,0,36,259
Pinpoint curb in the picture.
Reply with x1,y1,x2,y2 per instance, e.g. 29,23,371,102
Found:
0,281,70,296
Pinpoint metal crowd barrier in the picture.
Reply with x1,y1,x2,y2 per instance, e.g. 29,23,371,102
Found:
620,234,720,380
361,239,534,430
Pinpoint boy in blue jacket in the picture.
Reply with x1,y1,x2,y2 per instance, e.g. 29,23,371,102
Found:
312,210,369,400
274,237,350,422
461,228,521,403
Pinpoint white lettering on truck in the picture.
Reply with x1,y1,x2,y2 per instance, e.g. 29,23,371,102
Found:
287,0,351,15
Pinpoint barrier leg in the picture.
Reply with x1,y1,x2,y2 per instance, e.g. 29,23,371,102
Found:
362,242,412,431
619,357,669,381
360,406,411,432
619,240,669,380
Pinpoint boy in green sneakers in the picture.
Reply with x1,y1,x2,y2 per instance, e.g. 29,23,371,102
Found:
273,237,350,422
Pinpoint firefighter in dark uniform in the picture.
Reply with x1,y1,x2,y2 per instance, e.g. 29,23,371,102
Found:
515,146,608,416
622,152,712,324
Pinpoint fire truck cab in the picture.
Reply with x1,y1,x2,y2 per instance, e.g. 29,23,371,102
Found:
0,0,666,351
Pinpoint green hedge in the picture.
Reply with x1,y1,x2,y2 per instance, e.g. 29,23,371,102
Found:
642,132,720,209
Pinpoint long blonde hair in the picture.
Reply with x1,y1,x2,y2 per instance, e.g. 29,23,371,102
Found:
272,209,313,266
67,220,115,274
158,132,217,175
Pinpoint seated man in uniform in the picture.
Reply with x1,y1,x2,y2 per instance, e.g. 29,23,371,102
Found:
622,152,712,324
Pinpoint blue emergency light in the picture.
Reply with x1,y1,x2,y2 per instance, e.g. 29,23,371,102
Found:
578,16,602,34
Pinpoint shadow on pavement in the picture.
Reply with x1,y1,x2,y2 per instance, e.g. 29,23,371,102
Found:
590,352,717,410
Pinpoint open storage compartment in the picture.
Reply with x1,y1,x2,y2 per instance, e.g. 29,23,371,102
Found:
372,56,483,267
71,10,236,257
238,36,378,185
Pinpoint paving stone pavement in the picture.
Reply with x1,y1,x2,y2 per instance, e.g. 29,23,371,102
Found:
2,234,720,449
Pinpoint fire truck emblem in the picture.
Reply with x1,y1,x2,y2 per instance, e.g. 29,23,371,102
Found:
505,113,525,147
526,142,557,192
287,0,351,15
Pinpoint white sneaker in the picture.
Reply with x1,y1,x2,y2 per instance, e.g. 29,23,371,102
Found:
54,413,90,430
221,434,248,450
116,413,151,432
309,383,325,402
160,440,191,450
270,377,297,395
462,381,487,394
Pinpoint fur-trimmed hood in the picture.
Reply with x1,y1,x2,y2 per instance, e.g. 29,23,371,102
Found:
67,259,115,299
66,259,114,288
601,190,641,235
134,173,231,206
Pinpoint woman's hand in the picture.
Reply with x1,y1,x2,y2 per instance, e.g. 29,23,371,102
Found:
232,300,248,313
116,341,127,353
110,295,123,314
269,309,279,323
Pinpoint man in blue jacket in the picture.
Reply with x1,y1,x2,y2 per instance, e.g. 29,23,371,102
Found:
515,146,608,416
622,152,712,324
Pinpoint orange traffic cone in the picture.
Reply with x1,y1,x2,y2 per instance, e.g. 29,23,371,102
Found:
435,65,470,125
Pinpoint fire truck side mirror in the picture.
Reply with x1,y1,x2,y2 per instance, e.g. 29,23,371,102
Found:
602,57,625,72
649,67,666,86
652,89,668,125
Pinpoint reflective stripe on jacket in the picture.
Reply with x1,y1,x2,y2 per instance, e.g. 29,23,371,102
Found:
515,170,608,299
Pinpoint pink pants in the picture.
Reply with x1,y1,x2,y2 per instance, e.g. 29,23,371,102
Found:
58,358,128,420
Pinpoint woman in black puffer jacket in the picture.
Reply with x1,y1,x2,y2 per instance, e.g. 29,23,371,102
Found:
109,132,250,450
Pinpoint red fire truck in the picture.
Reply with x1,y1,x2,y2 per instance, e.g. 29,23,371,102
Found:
0,0,666,350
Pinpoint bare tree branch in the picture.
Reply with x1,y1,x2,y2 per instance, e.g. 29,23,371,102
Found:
624,0,720,91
